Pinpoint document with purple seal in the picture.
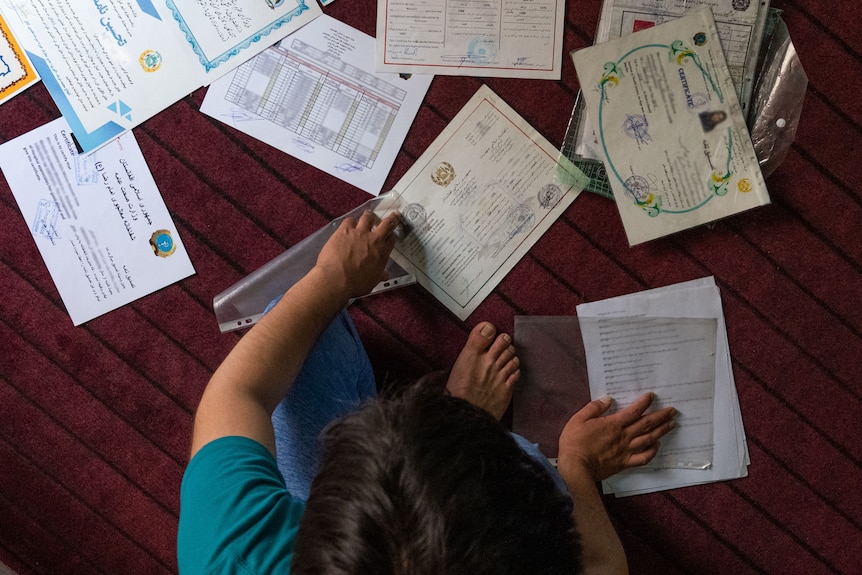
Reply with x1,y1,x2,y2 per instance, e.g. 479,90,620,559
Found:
571,9,769,246
379,85,589,320
3,0,321,152
0,117,195,325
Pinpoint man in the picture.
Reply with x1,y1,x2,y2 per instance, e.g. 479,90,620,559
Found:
178,210,676,574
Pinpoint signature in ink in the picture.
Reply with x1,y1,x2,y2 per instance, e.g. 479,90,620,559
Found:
292,139,315,154
334,162,363,173
222,108,261,123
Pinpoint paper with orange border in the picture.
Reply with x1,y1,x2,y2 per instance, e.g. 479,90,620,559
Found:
0,9,39,105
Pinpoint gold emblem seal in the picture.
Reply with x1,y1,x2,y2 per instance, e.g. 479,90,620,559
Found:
430,162,456,187
737,178,752,193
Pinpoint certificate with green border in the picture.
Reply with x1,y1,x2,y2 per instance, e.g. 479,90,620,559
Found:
572,9,769,246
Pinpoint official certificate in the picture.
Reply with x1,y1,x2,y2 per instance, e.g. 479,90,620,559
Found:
4,0,321,152
383,85,587,320
571,9,769,245
376,0,565,79
0,117,195,325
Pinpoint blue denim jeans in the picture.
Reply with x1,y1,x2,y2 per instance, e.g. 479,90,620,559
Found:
269,306,376,501
267,302,568,502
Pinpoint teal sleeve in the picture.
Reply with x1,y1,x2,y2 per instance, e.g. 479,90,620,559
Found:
178,436,306,575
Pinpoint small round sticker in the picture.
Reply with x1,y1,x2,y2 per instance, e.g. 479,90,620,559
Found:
140,50,162,73
150,229,177,257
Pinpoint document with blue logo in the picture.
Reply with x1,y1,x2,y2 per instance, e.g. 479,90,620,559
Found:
3,0,321,152
0,117,195,325
571,9,769,245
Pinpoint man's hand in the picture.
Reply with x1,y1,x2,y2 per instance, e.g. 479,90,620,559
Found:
315,210,403,300
191,209,402,459
558,393,677,482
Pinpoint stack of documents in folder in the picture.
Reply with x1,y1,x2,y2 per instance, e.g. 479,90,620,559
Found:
513,276,749,497
570,9,770,245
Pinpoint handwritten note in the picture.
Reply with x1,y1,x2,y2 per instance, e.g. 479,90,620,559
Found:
0,118,195,325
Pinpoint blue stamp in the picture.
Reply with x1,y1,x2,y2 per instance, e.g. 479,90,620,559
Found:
622,114,651,143
75,154,100,185
32,200,61,241
468,37,497,65
688,92,709,110
506,204,535,237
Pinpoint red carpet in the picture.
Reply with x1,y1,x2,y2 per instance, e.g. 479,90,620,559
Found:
1,0,860,573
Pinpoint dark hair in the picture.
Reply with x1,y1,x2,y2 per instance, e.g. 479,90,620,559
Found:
291,382,581,574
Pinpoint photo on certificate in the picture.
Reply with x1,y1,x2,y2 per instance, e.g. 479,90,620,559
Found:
571,9,770,246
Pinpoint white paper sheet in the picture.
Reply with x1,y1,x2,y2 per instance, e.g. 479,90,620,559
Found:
3,0,321,152
201,15,433,197
0,117,195,325
579,316,718,470
577,277,749,496
381,84,588,320
571,10,769,245
375,0,566,79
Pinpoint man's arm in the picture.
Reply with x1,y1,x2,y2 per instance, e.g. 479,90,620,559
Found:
190,210,402,459
557,393,677,575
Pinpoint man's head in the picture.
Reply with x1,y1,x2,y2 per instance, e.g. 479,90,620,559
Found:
291,383,581,574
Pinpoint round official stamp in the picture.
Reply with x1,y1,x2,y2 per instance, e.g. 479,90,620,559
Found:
537,184,563,209
622,114,650,143
430,162,456,187
468,37,497,65
150,229,177,258
506,204,535,237
737,178,753,193
688,92,709,110
693,32,707,46
139,50,162,73
623,175,651,202
732,0,750,11
403,203,430,234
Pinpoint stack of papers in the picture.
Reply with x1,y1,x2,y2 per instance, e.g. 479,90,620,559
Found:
511,277,749,496
576,277,749,497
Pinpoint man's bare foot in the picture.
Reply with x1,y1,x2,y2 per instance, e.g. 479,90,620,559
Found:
445,322,520,420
